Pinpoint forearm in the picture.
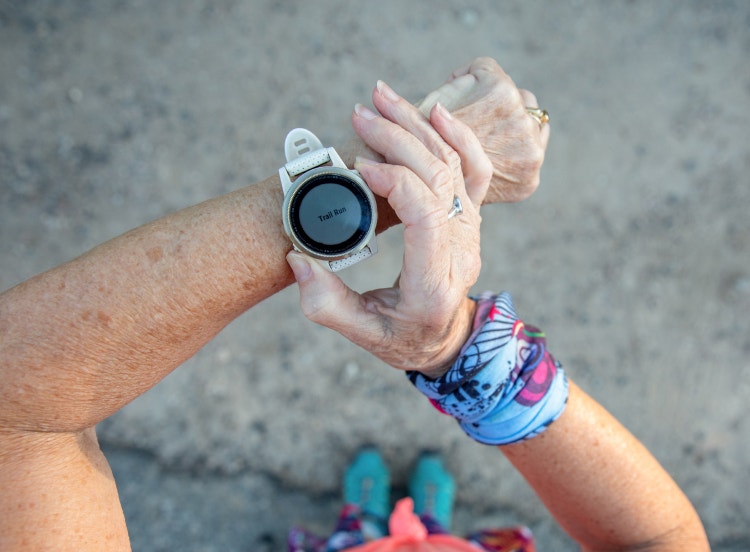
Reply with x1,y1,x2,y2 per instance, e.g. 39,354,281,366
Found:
501,381,709,551
0,174,291,432
0,133,401,434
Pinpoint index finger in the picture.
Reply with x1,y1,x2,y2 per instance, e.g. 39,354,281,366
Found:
353,103,456,203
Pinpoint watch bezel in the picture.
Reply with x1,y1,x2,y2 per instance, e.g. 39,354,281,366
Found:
282,166,377,261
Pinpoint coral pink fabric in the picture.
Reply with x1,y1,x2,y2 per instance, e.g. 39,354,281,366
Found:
345,498,480,552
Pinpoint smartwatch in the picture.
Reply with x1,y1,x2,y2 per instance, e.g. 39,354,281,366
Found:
279,128,378,272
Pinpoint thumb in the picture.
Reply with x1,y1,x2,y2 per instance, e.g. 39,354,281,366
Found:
417,73,475,116
286,251,367,333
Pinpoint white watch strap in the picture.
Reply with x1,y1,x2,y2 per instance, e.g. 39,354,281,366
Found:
327,246,374,272
285,149,331,177
285,128,324,161
284,128,330,177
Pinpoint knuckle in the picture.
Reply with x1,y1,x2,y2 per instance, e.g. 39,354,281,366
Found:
393,164,414,180
425,157,455,196
436,148,463,187
389,165,417,195
483,164,495,185
524,143,545,178
444,148,462,174
476,154,494,183
521,90,539,107
430,134,462,168
532,144,546,168
379,122,411,157
383,137,406,161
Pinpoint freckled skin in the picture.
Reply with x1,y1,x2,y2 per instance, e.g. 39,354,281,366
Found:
146,246,164,264
97,311,111,327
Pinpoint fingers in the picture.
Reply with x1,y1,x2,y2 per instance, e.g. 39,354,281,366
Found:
417,58,505,116
353,158,444,229
519,89,539,109
354,158,450,282
362,82,461,186
449,57,504,82
418,74,476,115
446,57,550,151
351,83,489,304
353,80,490,209
428,103,492,208
373,80,457,172
374,80,436,148
352,81,492,268
353,102,455,203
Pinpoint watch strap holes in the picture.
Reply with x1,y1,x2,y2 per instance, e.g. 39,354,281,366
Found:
285,128,325,162
293,138,311,156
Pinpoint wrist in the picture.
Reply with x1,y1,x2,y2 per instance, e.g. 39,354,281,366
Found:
407,292,569,446
418,296,477,380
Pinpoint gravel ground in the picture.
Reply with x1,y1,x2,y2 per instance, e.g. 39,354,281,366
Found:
1,1,749,550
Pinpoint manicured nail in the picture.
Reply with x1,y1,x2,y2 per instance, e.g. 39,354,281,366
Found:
435,101,452,119
287,251,312,282
354,103,377,120
354,155,379,167
376,80,400,102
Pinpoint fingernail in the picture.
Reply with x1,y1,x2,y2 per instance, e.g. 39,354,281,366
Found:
354,155,379,169
435,101,452,119
354,103,378,120
287,251,312,282
376,80,400,102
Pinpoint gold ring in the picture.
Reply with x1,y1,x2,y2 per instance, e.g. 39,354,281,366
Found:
526,107,549,128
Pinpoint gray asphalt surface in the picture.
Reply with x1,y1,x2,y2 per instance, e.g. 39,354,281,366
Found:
1,1,749,550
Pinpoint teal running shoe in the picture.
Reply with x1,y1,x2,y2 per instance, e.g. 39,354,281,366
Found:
343,447,391,536
408,453,455,530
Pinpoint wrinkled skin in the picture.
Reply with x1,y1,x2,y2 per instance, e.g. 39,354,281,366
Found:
289,59,552,376
289,82,492,377
418,57,550,203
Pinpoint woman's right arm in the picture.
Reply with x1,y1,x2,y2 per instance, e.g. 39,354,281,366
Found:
501,380,709,551
294,79,710,551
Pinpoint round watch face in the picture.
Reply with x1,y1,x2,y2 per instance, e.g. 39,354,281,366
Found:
285,169,376,258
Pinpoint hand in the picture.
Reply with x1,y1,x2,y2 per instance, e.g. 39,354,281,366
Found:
418,57,550,203
286,82,492,378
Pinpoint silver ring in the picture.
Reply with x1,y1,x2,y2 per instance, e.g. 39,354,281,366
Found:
447,195,463,219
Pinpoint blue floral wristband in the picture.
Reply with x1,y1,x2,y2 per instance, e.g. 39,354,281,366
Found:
407,292,569,446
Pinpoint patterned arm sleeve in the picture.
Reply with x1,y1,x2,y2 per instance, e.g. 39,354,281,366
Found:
408,292,569,446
